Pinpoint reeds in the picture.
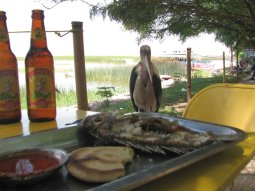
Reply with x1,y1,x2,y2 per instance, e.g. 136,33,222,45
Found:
18,56,186,109
86,57,186,88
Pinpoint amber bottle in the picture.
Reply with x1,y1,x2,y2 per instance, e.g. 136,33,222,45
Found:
0,11,21,124
25,9,56,122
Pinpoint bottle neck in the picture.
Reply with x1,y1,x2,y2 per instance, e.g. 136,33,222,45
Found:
30,14,48,48
0,17,11,51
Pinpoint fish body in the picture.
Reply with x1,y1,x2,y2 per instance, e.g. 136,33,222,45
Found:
82,112,215,154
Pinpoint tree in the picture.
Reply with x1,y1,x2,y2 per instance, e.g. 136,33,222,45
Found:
44,0,255,49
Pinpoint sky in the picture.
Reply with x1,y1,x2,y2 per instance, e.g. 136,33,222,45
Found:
0,0,230,57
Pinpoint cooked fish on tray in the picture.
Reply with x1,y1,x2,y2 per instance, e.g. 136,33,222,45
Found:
81,112,217,155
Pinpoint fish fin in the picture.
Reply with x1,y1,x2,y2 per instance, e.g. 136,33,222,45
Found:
161,146,190,154
113,138,167,155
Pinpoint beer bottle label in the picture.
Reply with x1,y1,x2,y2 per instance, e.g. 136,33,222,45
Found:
0,67,20,112
32,28,45,40
27,67,55,109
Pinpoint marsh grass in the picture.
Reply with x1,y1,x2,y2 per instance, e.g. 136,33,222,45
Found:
18,56,240,118
86,57,186,87
85,56,139,64
49,55,140,64
152,57,186,76
20,88,27,109
18,56,186,109
86,65,132,87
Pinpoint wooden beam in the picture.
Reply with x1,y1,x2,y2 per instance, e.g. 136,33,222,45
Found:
72,21,88,110
223,51,226,83
186,48,192,102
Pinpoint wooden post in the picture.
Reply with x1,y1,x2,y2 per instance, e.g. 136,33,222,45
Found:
230,46,233,68
223,51,226,83
236,49,239,81
72,21,88,110
186,48,192,102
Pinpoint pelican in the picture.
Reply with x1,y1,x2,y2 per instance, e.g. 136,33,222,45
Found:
129,45,162,112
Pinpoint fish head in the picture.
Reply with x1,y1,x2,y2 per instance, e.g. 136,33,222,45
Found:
82,112,116,137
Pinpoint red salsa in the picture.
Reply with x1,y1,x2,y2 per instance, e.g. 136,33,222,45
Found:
0,152,60,176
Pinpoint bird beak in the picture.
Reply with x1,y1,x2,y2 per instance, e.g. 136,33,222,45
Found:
142,56,152,82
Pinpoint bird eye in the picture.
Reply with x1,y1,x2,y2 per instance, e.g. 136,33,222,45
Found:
94,116,103,123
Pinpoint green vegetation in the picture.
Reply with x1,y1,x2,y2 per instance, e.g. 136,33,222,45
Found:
86,65,131,87
19,56,185,109
17,56,140,63
86,58,185,87
96,86,115,106
42,1,255,49
98,75,237,116
20,74,237,116
89,1,255,50
55,88,77,107
20,86,127,109
20,88,27,109
18,56,239,118
49,56,140,64
85,56,139,64
152,57,186,76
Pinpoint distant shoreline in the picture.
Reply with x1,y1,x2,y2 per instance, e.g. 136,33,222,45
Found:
17,55,226,62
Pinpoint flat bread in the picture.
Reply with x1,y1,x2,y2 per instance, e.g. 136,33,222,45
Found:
66,146,134,183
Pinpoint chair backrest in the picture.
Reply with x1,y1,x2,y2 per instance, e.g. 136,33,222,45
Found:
182,83,255,132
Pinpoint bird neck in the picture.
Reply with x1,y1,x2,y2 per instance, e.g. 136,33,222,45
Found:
140,63,151,85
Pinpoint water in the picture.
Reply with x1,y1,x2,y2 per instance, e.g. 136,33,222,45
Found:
191,60,231,70
17,60,131,91
18,60,75,90
17,58,227,91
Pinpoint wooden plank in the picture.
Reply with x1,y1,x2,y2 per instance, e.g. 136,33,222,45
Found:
228,156,255,191
229,174,255,191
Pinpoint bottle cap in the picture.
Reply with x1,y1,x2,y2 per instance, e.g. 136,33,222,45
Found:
0,11,6,20
32,9,44,19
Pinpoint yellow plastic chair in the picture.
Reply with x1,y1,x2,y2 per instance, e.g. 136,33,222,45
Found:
183,83,255,132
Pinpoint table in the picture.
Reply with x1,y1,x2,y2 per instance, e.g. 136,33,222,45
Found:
134,134,255,191
0,108,95,139
0,109,255,191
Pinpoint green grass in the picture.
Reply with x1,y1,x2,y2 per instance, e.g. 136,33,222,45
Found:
18,56,238,116
86,65,131,87
20,86,128,109
97,74,238,116
50,56,140,64
19,74,237,115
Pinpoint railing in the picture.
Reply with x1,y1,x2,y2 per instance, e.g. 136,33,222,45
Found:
9,22,88,110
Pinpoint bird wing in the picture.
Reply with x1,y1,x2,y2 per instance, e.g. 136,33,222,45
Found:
129,64,140,111
152,74,162,112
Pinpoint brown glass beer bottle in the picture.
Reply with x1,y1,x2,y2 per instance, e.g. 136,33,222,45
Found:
0,11,21,124
25,9,56,122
